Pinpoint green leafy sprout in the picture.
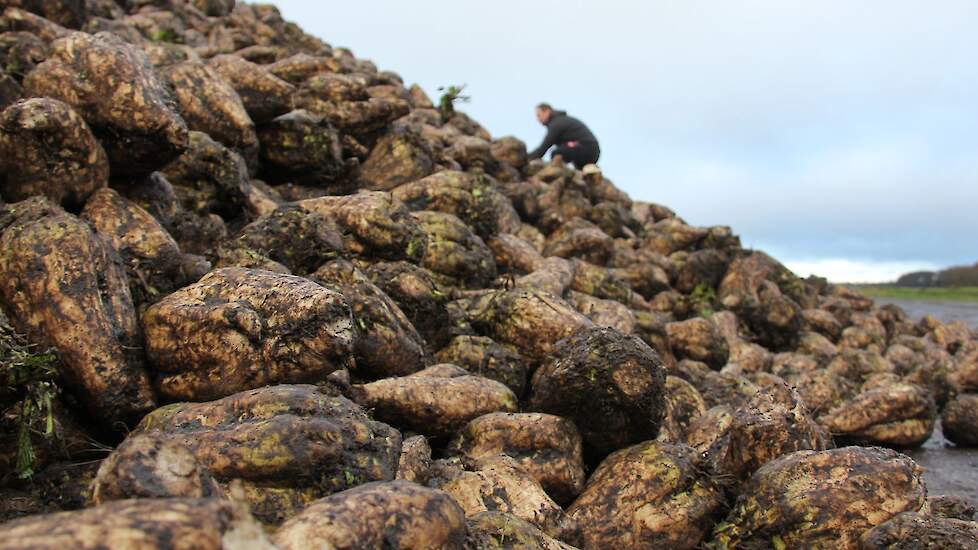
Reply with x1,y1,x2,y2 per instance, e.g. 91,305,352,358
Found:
1,320,60,479
437,84,470,121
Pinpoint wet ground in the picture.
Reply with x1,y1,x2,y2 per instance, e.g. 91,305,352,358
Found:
906,423,978,502
871,297,978,501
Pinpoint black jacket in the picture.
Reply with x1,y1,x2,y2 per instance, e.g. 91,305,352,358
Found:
528,110,599,159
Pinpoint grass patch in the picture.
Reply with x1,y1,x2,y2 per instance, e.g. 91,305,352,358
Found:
2,318,61,479
853,285,978,302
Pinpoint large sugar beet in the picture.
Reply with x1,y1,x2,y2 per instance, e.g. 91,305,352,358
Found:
313,259,426,378
298,191,427,262
569,259,633,304
353,370,517,438
160,60,257,152
447,135,494,170
324,95,411,135
362,260,451,351
0,98,107,208
134,385,402,525
567,441,723,550
717,251,805,350
819,382,936,447
273,481,467,550
784,369,855,417
143,267,355,401
449,412,585,505
685,385,832,484
643,218,708,254
207,53,295,123
666,316,730,369
360,123,434,191
90,433,223,504
256,109,349,186
527,326,667,459
0,498,273,550
267,53,342,84
23,32,189,175
795,330,840,365
227,204,342,275
942,393,978,447
412,210,497,288
0,198,155,427
568,290,637,334
466,288,593,364
543,217,614,265
291,73,366,103
516,256,576,296
488,233,546,274
803,307,844,340
81,187,206,309
711,446,926,549
294,76,409,134
490,135,528,168
391,170,522,239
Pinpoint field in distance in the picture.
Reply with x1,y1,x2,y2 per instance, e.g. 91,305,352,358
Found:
854,285,978,302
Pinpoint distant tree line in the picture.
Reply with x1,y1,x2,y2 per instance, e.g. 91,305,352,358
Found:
896,262,978,287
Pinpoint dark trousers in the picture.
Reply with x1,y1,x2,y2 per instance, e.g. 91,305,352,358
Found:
554,142,600,169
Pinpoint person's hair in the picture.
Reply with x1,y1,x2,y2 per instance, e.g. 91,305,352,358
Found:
536,103,553,112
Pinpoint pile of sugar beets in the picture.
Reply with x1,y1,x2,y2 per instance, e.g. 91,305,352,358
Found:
0,1,977,549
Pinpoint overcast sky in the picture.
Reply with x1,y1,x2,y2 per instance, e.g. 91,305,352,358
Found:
275,0,977,282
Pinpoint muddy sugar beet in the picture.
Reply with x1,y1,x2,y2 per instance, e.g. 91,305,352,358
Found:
142,267,355,401
0,1,976,548
0,197,155,428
